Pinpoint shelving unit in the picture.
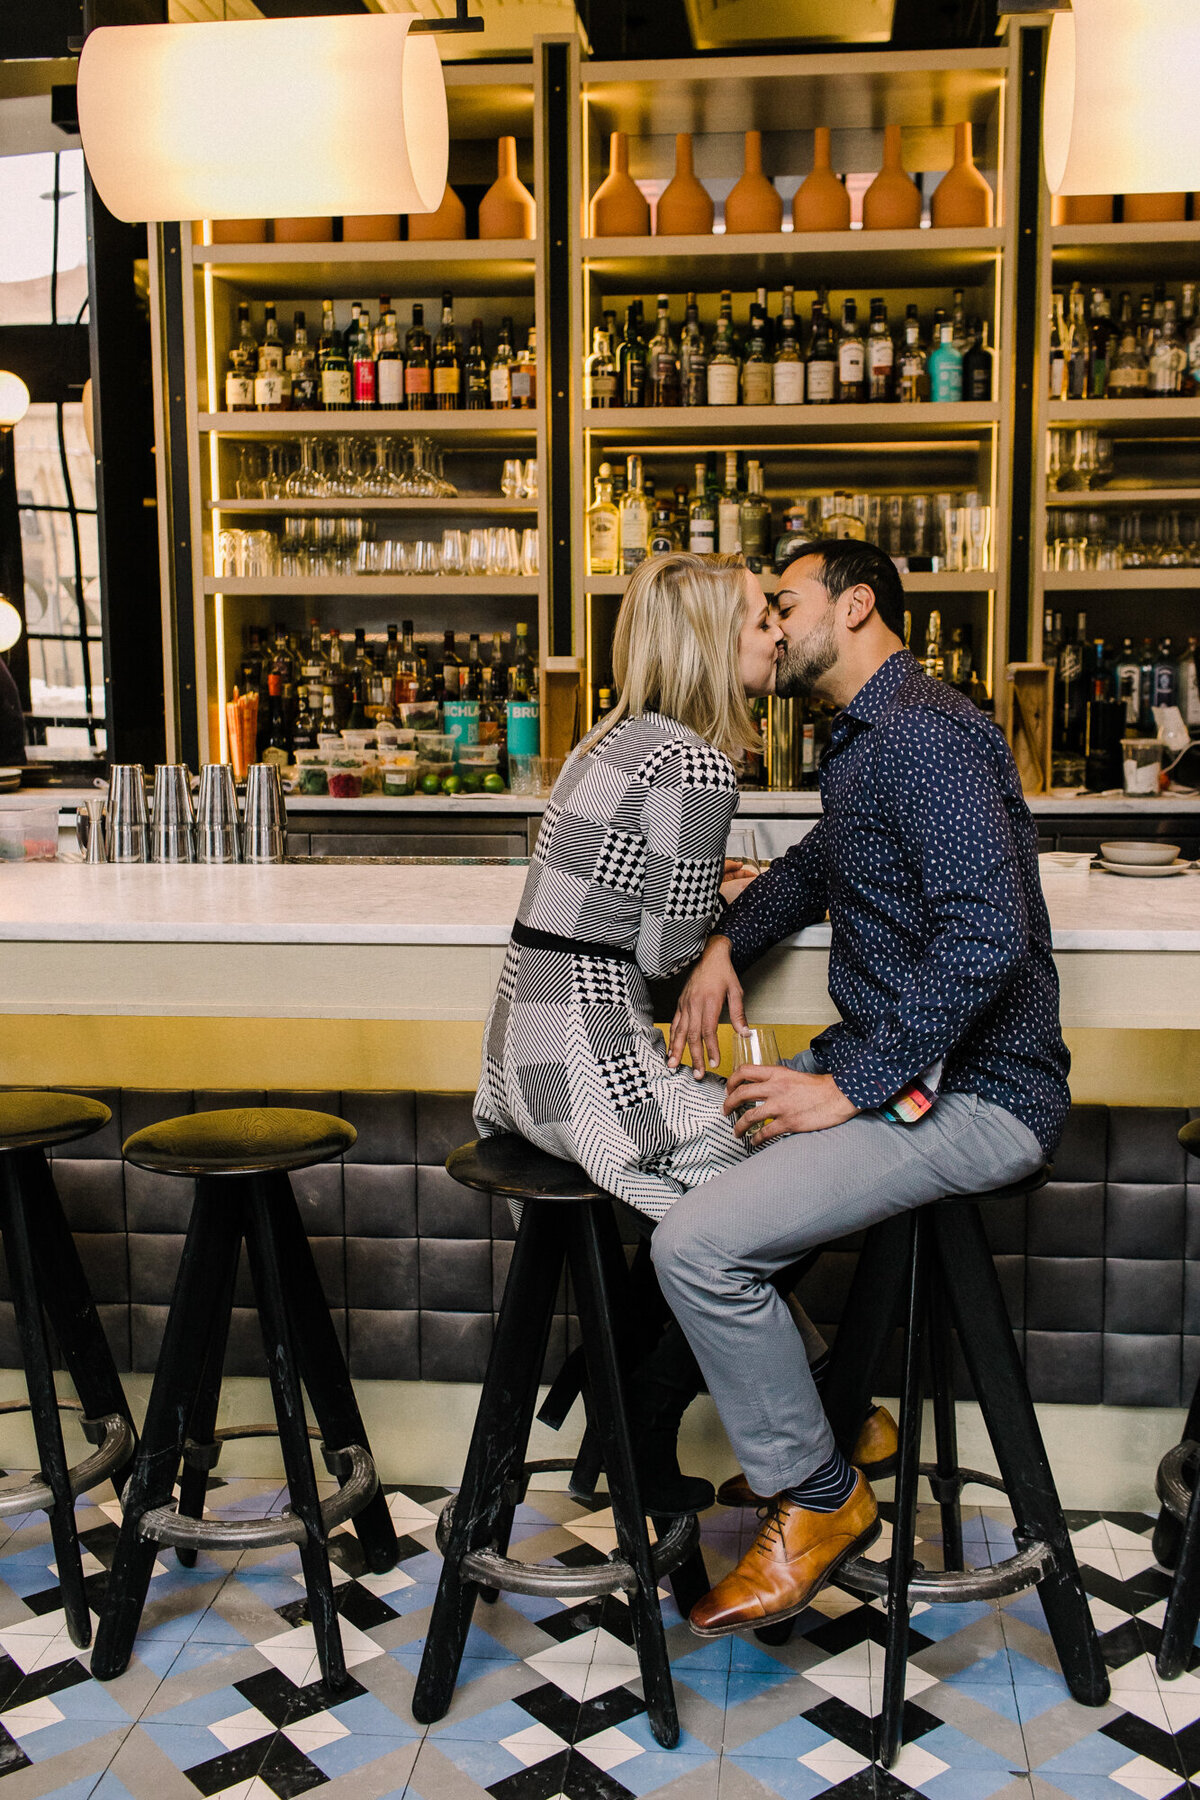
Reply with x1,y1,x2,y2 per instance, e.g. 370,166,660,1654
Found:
584,569,996,595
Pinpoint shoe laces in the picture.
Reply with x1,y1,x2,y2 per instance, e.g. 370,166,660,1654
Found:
753,1498,788,1557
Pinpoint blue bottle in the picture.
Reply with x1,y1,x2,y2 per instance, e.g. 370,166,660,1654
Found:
928,317,964,403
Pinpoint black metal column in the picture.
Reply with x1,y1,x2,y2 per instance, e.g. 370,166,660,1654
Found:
540,39,573,659
1007,25,1046,664
154,222,198,764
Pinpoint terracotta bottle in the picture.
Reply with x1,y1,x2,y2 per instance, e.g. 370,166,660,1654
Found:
1123,191,1187,223
479,137,536,241
343,213,401,243
209,219,267,244
725,130,782,234
590,132,650,237
862,125,921,230
793,128,850,232
273,217,334,243
1051,193,1114,226
656,133,713,236
407,181,467,242
931,123,994,228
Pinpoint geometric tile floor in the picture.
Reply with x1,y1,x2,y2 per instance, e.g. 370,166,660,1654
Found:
0,1470,1191,1800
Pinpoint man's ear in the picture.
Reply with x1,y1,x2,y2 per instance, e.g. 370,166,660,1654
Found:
843,583,878,631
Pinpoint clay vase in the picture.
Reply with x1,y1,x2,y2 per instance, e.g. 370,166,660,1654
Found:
273,217,334,243
590,132,650,237
1051,193,1114,225
209,219,268,244
656,133,713,236
479,137,536,240
724,130,782,234
862,125,921,230
406,181,467,242
343,214,401,242
1123,191,1187,223
931,122,994,228
793,127,850,232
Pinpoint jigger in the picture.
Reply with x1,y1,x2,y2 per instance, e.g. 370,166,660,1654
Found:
105,764,149,863
75,798,107,863
243,763,286,864
196,763,242,863
151,764,195,863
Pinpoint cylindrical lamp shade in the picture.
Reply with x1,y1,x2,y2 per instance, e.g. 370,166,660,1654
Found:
0,600,22,654
78,15,448,223
1044,0,1200,196
0,373,30,429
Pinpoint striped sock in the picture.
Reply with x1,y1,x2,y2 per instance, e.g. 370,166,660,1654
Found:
808,1350,831,1393
783,1447,857,1514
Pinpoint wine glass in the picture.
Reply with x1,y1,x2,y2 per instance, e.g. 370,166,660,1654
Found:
730,1026,782,1145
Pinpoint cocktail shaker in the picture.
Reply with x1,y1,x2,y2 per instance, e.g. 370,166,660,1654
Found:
151,764,195,863
243,762,287,863
195,763,242,863
105,765,149,863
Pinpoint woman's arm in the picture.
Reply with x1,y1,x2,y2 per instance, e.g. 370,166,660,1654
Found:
635,740,740,979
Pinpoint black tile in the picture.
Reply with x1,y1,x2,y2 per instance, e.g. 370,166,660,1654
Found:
537,1596,635,1649
1102,1711,1186,1775
0,1725,32,1777
334,1582,399,1632
185,1741,276,1797
1099,1619,1149,1669
571,1686,647,1740
0,1656,90,1713
803,1696,876,1761
514,1683,584,1739
1170,1717,1200,1777
488,1750,575,1800
257,1732,332,1798
235,1668,367,1729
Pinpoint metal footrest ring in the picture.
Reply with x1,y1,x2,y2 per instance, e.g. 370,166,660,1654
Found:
0,1407,133,1519
838,1466,1056,1605
436,1458,700,1600
1156,1440,1197,1526
138,1442,377,1551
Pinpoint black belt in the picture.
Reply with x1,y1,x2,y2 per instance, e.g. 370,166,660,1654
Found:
511,920,635,963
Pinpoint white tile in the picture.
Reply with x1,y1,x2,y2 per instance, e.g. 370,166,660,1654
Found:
525,1626,638,1675
0,1696,64,1737
1070,1522,1114,1550
283,1711,351,1754
800,1673,876,1716
807,1586,865,1621
498,1722,569,1767
356,1566,416,1599
210,1779,280,1800
291,1565,352,1589
1073,1547,1125,1580
806,1642,872,1682
522,1649,638,1704
253,1617,382,1689
1140,1600,1167,1628
1106,1522,1159,1553
1110,1755,1184,1800
1114,1547,1161,1579
575,1725,644,1771
209,1706,275,1751
799,1740,871,1778
48,1550,106,1579
387,1492,442,1531
1107,1655,1165,1696
0,1608,98,1675
888,1742,950,1787
1089,1596,1133,1633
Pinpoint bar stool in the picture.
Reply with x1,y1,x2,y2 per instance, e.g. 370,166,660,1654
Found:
791,1169,1109,1767
0,1092,136,1649
1153,1118,1200,1680
412,1135,704,1750
91,1106,398,1690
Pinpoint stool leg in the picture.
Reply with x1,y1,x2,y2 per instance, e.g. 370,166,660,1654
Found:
933,1202,1109,1707
242,1176,347,1694
174,1248,238,1569
92,1184,243,1681
1158,1468,1200,1679
567,1203,679,1751
267,1179,397,1576
878,1213,926,1771
928,1263,965,1573
823,1212,909,1457
0,1154,92,1649
20,1149,137,1494
1155,1384,1200,1571
413,1203,565,1726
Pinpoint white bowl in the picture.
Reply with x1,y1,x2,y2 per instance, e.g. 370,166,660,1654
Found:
1099,840,1181,867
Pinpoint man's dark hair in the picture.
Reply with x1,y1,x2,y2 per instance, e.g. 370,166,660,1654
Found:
778,538,907,639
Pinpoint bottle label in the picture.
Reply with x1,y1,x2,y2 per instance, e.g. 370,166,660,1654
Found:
741,363,773,405
688,519,715,553
707,363,739,405
868,341,894,378
772,360,805,404
588,512,618,571
225,372,254,409
321,367,352,407
405,365,432,397
353,360,377,405
586,372,617,405
807,360,835,402
434,367,461,397
507,698,540,757
931,358,964,402
377,359,404,406
838,342,864,382
443,699,480,747
490,366,512,405
253,372,283,409
620,510,648,553
511,368,534,402
717,499,740,554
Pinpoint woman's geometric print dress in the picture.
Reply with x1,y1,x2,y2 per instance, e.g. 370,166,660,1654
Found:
474,710,749,1221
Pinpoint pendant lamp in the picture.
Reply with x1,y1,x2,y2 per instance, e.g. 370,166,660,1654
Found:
77,15,448,223
0,374,30,430
1044,0,1200,197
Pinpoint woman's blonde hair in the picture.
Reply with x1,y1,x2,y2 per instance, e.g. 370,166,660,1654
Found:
586,551,761,759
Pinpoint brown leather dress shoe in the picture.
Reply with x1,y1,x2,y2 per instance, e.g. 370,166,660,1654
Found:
689,1471,880,1638
716,1406,899,1508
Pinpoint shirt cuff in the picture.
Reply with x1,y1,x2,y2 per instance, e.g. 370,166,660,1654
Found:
815,1035,921,1113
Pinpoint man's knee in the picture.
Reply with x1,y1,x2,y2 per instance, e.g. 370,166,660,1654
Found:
651,1199,727,1300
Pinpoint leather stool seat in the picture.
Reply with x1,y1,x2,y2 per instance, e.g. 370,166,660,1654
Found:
1180,1118,1200,1157
0,1091,112,1153
447,1136,609,1203
123,1107,356,1176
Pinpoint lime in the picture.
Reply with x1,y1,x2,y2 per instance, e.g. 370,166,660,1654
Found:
441,774,462,795
420,773,441,795
461,772,482,793
483,772,507,793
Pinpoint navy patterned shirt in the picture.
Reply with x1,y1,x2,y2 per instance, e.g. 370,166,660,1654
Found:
719,651,1070,1153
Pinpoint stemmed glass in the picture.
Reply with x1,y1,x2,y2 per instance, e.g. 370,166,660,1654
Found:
285,437,327,499
235,444,261,500
501,458,523,499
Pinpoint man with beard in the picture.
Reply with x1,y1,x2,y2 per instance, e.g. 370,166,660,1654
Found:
655,536,1068,1638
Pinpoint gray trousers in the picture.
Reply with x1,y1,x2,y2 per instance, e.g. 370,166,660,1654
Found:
650,1051,1044,1497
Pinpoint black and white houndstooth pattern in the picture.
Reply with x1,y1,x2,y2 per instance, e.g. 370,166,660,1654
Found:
475,711,747,1220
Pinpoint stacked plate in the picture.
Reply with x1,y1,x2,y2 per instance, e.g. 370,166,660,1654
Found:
1097,841,1191,877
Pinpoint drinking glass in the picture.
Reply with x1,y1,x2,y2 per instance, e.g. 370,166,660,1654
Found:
260,443,285,501
501,458,523,499
217,528,244,578
726,826,762,873
234,444,261,500
467,527,491,576
931,492,954,562
730,1026,782,1144
905,494,930,556
863,495,884,548
1054,535,1087,571
944,507,967,572
441,528,466,574
1046,428,1066,493
490,526,520,576
410,539,442,577
521,458,539,501
243,529,276,577
966,503,991,572
884,494,905,556
520,527,539,576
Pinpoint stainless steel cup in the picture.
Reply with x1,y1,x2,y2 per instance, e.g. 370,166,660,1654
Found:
196,763,242,863
76,798,107,863
105,764,149,863
243,762,287,864
151,764,195,863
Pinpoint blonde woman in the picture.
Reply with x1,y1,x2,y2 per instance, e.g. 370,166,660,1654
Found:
474,552,781,1513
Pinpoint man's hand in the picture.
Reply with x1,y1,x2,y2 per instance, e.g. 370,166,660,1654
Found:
720,858,760,904
668,935,747,1079
723,1065,858,1143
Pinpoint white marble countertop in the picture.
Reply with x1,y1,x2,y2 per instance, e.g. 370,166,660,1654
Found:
0,860,1197,950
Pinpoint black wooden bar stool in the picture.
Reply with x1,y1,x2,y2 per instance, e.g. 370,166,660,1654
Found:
796,1169,1109,1767
0,1092,136,1649
91,1107,398,1691
1153,1118,1200,1680
412,1135,704,1749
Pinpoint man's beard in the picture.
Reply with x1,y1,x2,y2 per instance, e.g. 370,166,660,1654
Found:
775,614,837,699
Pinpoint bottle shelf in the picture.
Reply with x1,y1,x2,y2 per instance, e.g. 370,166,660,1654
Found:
1048,398,1200,433
582,229,1004,292
1050,223,1200,282
203,577,540,597
199,411,539,439
1042,569,1200,590
583,402,999,443
583,569,996,595
1046,487,1200,508
208,497,539,514
194,239,540,300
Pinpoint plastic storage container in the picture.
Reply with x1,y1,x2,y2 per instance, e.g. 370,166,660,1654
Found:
381,752,420,796
1121,738,1163,796
415,731,455,763
457,743,502,768
293,749,329,795
0,805,59,861
326,763,367,800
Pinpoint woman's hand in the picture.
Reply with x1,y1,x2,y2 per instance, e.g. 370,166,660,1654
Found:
723,1065,858,1143
668,936,747,1079
719,858,760,904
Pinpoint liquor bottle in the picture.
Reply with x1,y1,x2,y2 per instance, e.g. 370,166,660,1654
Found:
706,309,739,405
1137,637,1156,735
1088,289,1115,398
772,284,805,405
478,665,504,749
1107,321,1149,396
680,293,708,406
1184,283,1200,393
741,300,773,405
404,303,432,410
345,301,362,357
286,310,319,410
318,300,351,411
1113,638,1140,728
225,302,257,411
896,305,929,403
511,326,537,409
301,618,328,693
1177,635,1200,728
292,685,318,752
1066,286,1089,400
717,451,741,553
647,295,681,406
866,297,894,403
928,315,964,401
835,298,865,402
464,318,489,410
922,610,944,680
440,628,462,706
945,626,973,690
318,684,340,737
416,645,434,705
262,671,291,768
394,620,420,707
1153,637,1178,712
1048,292,1066,400
617,304,648,408
376,309,404,409
1056,610,1087,750
1149,298,1186,394
618,453,650,572
366,656,392,724
255,301,286,411
433,291,462,410
825,491,866,540
506,621,540,759
806,303,836,404
586,462,620,575
462,633,483,703
950,288,969,354
489,316,515,408
351,302,377,410
382,622,400,688
687,459,716,553
739,459,771,562
372,300,392,356
1042,607,1060,673
649,492,679,553
584,324,618,407
963,319,993,402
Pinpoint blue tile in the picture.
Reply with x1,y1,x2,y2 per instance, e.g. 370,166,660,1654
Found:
495,1589,565,1624
726,1753,844,1800
432,1698,544,1744
49,1683,131,1727
1002,1592,1050,1631
430,1731,526,1787
673,1667,730,1709
19,1719,125,1765
1013,1683,1075,1724
1029,1774,1154,1800
90,1777,140,1800
1036,1733,1132,1778
391,1620,518,1669
309,1728,418,1778
940,1681,1022,1723
614,1748,717,1797
674,1640,733,1673
390,1650,512,1690
727,1715,832,1761
329,1691,419,1739
911,1602,995,1642
136,1639,230,1680
921,1767,1017,1800
140,1720,242,1772
916,1725,1016,1772
141,1683,248,1728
